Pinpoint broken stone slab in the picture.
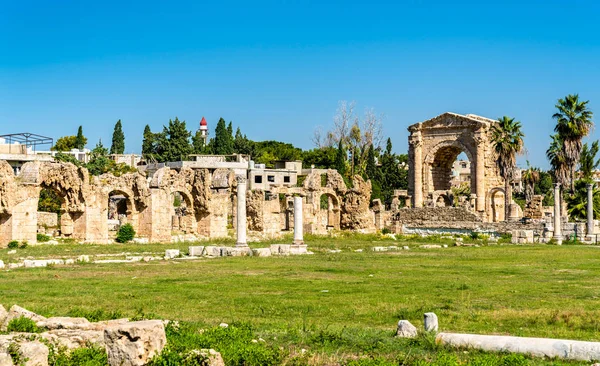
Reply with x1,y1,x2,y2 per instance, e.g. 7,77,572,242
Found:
7,263,23,269
89,318,130,331
104,320,167,366
0,340,49,366
204,246,226,257
227,247,252,257
421,245,442,249
93,259,134,264
23,259,64,268
131,237,149,244
424,312,438,332
195,349,225,366
188,246,205,257
164,249,180,259
0,261,4,269
269,244,290,255
1,305,47,331
396,320,418,338
437,332,600,362
290,244,308,255
403,246,410,250
0,353,11,366
327,249,342,253
388,245,399,250
252,248,272,257
37,317,91,330
77,255,90,263
372,246,388,252
40,329,105,350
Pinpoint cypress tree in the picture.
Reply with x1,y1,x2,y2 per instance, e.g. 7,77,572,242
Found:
335,140,347,176
142,125,154,158
161,117,192,162
213,118,234,155
110,120,125,154
366,145,377,179
75,126,86,150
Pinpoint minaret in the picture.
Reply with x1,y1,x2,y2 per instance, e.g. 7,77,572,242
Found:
200,117,208,146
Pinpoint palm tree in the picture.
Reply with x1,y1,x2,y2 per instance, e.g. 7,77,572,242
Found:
579,140,600,182
522,162,540,203
565,180,600,220
553,94,594,191
491,116,525,221
546,134,569,187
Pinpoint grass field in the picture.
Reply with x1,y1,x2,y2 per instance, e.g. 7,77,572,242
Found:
1,234,599,365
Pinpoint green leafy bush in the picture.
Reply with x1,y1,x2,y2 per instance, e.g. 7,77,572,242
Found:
37,233,51,242
7,316,39,333
49,345,107,366
381,227,392,235
116,223,135,243
7,240,18,249
19,241,28,249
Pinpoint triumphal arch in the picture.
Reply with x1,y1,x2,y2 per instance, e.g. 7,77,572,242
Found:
408,112,506,222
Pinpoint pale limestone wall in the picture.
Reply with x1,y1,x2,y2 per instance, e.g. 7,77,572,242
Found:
408,113,505,222
208,193,229,238
37,212,58,229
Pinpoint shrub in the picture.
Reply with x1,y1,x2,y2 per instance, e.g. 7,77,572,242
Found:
37,233,51,242
470,232,481,240
49,345,108,366
116,223,135,243
7,316,39,333
381,228,392,235
19,241,28,249
7,240,18,249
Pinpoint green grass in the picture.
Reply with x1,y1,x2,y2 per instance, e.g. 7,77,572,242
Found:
0,234,598,364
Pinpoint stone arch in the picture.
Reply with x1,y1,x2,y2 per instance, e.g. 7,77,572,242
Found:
105,188,139,240
317,191,340,231
408,112,503,221
169,187,197,235
487,187,506,222
423,139,476,193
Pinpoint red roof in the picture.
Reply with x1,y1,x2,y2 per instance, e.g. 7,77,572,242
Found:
200,117,207,126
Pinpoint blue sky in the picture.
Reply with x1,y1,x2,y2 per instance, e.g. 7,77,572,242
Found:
1,0,599,168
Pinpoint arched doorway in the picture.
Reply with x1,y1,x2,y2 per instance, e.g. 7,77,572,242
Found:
319,193,340,231
171,190,196,235
488,188,506,222
107,190,135,238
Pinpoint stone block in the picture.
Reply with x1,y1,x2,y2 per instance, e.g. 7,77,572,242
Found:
396,320,418,338
270,244,290,255
104,320,166,366
290,244,308,255
0,353,11,366
0,261,4,269
227,247,252,257
204,246,223,257
252,248,272,257
77,255,90,263
372,246,388,252
40,329,105,351
164,249,180,259
2,305,46,331
18,341,49,366
188,246,205,257
37,317,91,330
424,312,438,332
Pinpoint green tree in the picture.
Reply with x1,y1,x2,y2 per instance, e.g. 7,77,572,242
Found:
365,145,377,180
191,129,210,154
51,136,78,151
566,180,600,220
86,140,112,176
233,127,254,156
378,138,406,205
579,141,600,182
110,120,125,155
141,125,155,158
38,188,62,214
522,162,540,203
553,94,594,191
335,140,347,176
75,126,86,150
302,147,337,169
158,117,192,162
213,118,234,155
491,116,525,221
535,170,554,206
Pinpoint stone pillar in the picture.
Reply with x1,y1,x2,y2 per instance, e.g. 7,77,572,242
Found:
553,183,562,244
587,183,594,239
236,176,247,247
293,196,303,244
475,137,486,212
411,131,424,208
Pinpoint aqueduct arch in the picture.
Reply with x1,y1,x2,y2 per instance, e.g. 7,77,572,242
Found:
408,112,504,222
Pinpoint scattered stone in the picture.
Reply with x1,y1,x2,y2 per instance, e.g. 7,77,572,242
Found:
372,246,388,252
7,250,15,255
7,263,22,269
0,306,6,329
104,320,166,366
188,246,205,257
227,247,252,257
420,245,442,249
354,249,363,252
290,244,308,255
396,320,418,338
2,305,47,331
205,246,225,257
17,341,49,366
131,237,149,244
327,249,341,253
164,249,180,259
424,312,439,332
37,317,91,330
443,244,448,248
40,329,105,350
65,259,75,265
252,248,272,257
196,349,225,366
403,246,410,250
77,255,90,263
388,245,398,250
0,261,4,269
23,259,64,268
219,323,228,328
0,353,11,366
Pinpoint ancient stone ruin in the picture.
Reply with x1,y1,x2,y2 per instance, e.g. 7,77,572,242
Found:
0,160,375,247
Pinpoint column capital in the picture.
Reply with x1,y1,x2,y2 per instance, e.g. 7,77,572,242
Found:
554,183,561,189
235,175,247,184
587,183,594,189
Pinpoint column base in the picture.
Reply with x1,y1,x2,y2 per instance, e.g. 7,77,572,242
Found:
553,236,562,245
290,244,308,255
293,239,304,245
235,242,248,247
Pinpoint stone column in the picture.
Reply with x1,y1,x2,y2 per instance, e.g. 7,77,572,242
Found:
293,196,304,244
475,136,486,212
587,183,594,239
236,176,247,247
411,131,424,208
553,183,562,244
